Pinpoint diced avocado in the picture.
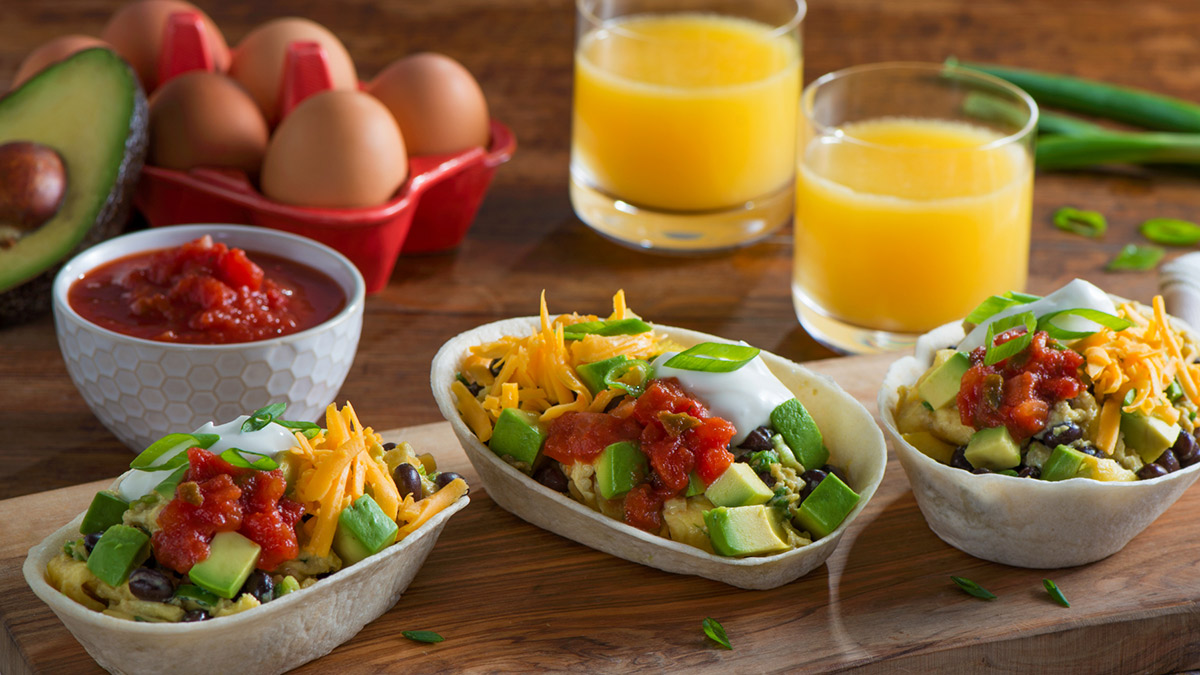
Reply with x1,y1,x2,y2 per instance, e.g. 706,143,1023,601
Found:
770,398,827,470
963,426,1022,470
85,525,149,587
770,434,803,471
1120,412,1180,464
576,355,629,395
902,431,957,465
794,473,860,539
1041,444,1087,482
80,491,129,535
188,531,261,600
595,441,648,500
705,462,773,507
275,575,301,598
488,408,547,471
174,583,220,609
703,505,791,557
917,351,971,410
333,494,400,566
0,48,147,323
684,472,706,497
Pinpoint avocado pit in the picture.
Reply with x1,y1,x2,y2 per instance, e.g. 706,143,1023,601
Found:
0,140,66,246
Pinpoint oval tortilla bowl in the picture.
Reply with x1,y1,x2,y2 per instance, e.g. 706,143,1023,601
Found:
430,317,887,590
23,481,468,675
878,304,1200,569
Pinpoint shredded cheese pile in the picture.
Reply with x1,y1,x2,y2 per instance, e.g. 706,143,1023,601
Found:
452,290,672,442
1074,296,1200,453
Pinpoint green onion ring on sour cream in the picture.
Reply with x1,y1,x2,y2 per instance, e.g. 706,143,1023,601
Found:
958,279,1117,352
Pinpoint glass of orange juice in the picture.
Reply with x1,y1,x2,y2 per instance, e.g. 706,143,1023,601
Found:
793,62,1037,353
571,0,805,252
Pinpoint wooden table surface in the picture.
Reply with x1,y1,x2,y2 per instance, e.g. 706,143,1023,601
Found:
1,0,1199,670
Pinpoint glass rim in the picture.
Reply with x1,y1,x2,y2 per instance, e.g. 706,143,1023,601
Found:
801,61,1040,152
575,0,807,41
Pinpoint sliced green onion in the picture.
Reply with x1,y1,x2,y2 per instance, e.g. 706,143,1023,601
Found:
663,343,760,373
1123,388,1138,406
951,576,997,600
562,318,652,340
401,630,445,644
701,617,732,650
153,464,190,497
984,311,1036,366
604,359,651,398
965,291,1039,325
1007,291,1041,303
1108,244,1164,271
1036,308,1133,341
1053,207,1107,238
1167,379,1184,402
921,401,934,412
131,433,212,470
242,402,287,432
220,448,279,471
1043,578,1070,608
274,419,323,439
1140,218,1200,246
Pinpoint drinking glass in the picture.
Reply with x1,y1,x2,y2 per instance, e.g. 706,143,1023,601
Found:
793,62,1037,353
571,0,805,252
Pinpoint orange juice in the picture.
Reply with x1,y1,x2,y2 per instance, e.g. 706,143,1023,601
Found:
572,13,800,213
794,118,1032,334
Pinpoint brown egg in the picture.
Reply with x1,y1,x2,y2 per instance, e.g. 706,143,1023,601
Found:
261,90,407,209
101,0,231,92
147,72,268,173
229,18,358,125
367,52,490,156
12,36,112,88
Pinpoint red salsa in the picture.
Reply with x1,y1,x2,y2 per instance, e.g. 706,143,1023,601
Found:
958,329,1085,440
68,235,345,344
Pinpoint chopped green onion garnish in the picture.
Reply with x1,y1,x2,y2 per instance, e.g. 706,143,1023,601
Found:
921,401,934,412
243,402,287,432
1140,218,1200,246
663,343,760,373
562,318,652,340
964,291,1040,324
1167,379,1185,402
219,448,279,471
1036,308,1133,341
984,311,1036,366
273,418,323,440
1053,207,1107,238
1043,578,1070,607
131,433,215,470
702,617,732,649
1123,388,1137,406
153,464,190,496
401,630,445,644
951,576,996,600
1108,244,1164,271
604,359,651,398
1007,291,1041,303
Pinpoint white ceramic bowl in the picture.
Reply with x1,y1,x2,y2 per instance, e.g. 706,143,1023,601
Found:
52,224,365,451
431,318,888,589
24,473,468,675
878,317,1200,568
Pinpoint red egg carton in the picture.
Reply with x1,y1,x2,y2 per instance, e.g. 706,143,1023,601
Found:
133,12,515,293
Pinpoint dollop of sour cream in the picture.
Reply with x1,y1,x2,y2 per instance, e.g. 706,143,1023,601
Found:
958,278,1117,352
650,349,793,446
117,415,299,502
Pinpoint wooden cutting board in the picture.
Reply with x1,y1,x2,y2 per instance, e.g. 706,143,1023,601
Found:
4,353,1200,674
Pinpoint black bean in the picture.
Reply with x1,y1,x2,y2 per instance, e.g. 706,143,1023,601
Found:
83,533,102,552
739,427,774,452
821,464,849,485
240,570,274,604
758,471,776,488
1038,421,1083,448
971,467,992,475
435,471,466,491
1017,466,1041,479
950,446,974,471
1157,449,1181,473
1076,443,1105,458
488,359,502,376
393,463,423,500
181,610,210,622
382,442,396,451
799,469,827,500
128,568,174,602
532,464,569,493
1138,463,1169,480
466,381,483,396
1174,431,1200,467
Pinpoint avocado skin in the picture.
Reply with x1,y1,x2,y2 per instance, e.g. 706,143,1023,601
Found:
0,48,148,325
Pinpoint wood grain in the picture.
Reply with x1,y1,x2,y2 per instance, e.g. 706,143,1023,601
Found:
4,355,1200,674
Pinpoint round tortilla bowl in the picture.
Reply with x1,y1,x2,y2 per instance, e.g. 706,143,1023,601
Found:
878,305,1200,569
430,317,887,590
23,474,468,675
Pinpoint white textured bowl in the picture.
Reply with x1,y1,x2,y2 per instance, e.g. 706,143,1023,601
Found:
431,317,887,589
878,318,1200,568
23,473,468,675
52,224,365,451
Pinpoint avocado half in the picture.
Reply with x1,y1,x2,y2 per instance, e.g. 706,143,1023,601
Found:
0,48,148,325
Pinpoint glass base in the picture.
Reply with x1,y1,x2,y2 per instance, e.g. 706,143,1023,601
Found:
793,283,920,355
569,173,792,253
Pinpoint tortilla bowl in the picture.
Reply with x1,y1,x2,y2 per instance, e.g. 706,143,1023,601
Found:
430,317,887,590
878,310,1200,569
23,475,468,675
